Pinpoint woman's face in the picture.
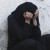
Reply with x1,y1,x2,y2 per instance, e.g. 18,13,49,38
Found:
23,11,33,20
23,9,39,20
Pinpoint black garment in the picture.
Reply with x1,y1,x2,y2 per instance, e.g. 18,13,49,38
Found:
7,2,50,50
22,22,41,41
10,39,43,50
40,34,50,50
7,14,43,50
7,14,50,50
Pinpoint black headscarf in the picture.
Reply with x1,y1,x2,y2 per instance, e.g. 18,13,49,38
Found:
11,2,39,28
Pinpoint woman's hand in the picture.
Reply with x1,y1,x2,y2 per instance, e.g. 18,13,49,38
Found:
34,9,39,19
33,9,39,26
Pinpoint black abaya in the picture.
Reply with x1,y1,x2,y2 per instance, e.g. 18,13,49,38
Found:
7,14,44,50
7,2,50,50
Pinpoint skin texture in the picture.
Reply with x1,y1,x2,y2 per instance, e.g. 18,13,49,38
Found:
23,9,39,20
23,11,33,20
23,9,39,25
33,9,39,26
23,11,33,24
34,9,39,19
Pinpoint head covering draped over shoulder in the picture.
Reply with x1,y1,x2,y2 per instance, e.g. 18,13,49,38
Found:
11,2,39,27
7,2,42,50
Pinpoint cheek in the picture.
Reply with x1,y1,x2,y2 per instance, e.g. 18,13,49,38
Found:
29,14,33,18
28,16,33,19
25,14,33,19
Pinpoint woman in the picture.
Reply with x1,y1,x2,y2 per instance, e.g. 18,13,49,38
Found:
7,2,46,50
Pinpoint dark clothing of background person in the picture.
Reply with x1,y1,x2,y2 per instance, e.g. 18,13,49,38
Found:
7,2,50,50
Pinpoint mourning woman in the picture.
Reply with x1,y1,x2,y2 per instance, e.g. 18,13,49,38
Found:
7,2,47,50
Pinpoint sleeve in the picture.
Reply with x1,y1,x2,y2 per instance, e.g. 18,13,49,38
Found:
7,15,23,50
32,25,41,41
32,17,41,41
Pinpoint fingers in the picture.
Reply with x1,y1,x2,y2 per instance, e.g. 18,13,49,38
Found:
34,9,39,18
